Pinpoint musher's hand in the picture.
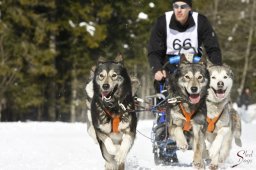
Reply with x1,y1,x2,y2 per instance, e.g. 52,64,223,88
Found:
154,70,166,81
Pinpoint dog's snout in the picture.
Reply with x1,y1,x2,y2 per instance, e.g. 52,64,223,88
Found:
102,84,110,90
191,87,198,93
217,81,224,87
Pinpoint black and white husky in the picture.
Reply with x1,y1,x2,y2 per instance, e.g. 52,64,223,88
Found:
90,54,137,170
168,55,209,169
205,64,242,170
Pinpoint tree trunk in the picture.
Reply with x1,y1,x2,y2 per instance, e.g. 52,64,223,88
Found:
239,0,255,94
37,105,43,121
48,35,57,121
213,0,219,24
139,65,153,119
70,67,78,122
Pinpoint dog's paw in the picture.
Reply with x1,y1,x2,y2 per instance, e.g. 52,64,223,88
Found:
176,140,188,151
209,163,218,170
192,161,205,170
104,138,117,155
115,149,128,165
218,156,226,164
105,161,117,170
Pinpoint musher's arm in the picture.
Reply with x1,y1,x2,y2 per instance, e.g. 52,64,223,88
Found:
147,15,167,75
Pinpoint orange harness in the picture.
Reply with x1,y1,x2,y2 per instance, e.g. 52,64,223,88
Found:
178,103,195,131
103,109,121,133
112,116,120,133
206,110,223,133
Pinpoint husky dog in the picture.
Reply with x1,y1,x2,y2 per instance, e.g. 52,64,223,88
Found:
85,67,140,145
168,55,209,169
90,54,137,170
205,64,242,170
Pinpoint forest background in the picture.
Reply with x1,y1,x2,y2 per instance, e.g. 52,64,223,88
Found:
0,0,255,122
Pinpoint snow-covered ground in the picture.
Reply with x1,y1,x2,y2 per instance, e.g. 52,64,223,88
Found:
0,104,256,170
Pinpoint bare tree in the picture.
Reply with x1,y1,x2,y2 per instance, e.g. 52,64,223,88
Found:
239,0,256,94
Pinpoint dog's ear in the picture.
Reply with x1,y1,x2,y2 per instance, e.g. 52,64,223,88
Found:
198,56,207,66
114,53,124,65
89,65,96,79
97,56,107,64
207,59,214,69
180,54,189,64
229,69,234,79
223,64,234,79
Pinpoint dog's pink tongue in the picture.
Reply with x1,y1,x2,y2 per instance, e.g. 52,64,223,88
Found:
189,94,200,104
101,92,109,99
216,90,225,98
216,93,225,98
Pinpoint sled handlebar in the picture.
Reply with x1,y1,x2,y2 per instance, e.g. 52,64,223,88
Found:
168,55,201,65
146,93,166,100
164,46,201,65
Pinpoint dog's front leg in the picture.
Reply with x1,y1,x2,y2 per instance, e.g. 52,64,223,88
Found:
115,133,133,165
170,125,188,151
192,124,205,169
96,130,117,155
209,127,229,158
209,127,230,166
218,130,232,163
169,113,189,151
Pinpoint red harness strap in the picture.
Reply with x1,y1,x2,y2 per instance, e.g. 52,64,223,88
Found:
206,110,223,133
178,103,195,131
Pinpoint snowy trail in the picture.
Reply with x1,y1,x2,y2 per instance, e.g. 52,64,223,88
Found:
0,118,256,170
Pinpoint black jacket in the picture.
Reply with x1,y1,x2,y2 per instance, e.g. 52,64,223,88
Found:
147,11,222,74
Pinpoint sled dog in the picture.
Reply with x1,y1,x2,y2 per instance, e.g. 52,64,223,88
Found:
168,55,209,169
90,54,137,170
205,64,242,170
85,66,140,145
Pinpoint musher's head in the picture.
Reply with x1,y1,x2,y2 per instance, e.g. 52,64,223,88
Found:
172,0,192,25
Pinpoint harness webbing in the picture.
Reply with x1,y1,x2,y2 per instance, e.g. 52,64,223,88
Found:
206,110,224,133
112,116,120,133
178,103,195,131
102,107,121,133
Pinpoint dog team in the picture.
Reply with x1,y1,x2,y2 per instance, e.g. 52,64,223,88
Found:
85,53,242,170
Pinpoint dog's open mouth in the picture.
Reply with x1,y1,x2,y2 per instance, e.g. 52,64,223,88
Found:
101,85,118,100
101,91,111,98
212,88,226,99
189,94,201,104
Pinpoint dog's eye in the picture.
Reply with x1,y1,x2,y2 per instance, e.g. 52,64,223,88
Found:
99,74,104,79
198,75,203,80
185,75,190,79
112,74,117,78
224,76,227,79
211,76,216,79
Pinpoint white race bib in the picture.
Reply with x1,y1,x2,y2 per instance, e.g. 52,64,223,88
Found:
165,11,199,55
